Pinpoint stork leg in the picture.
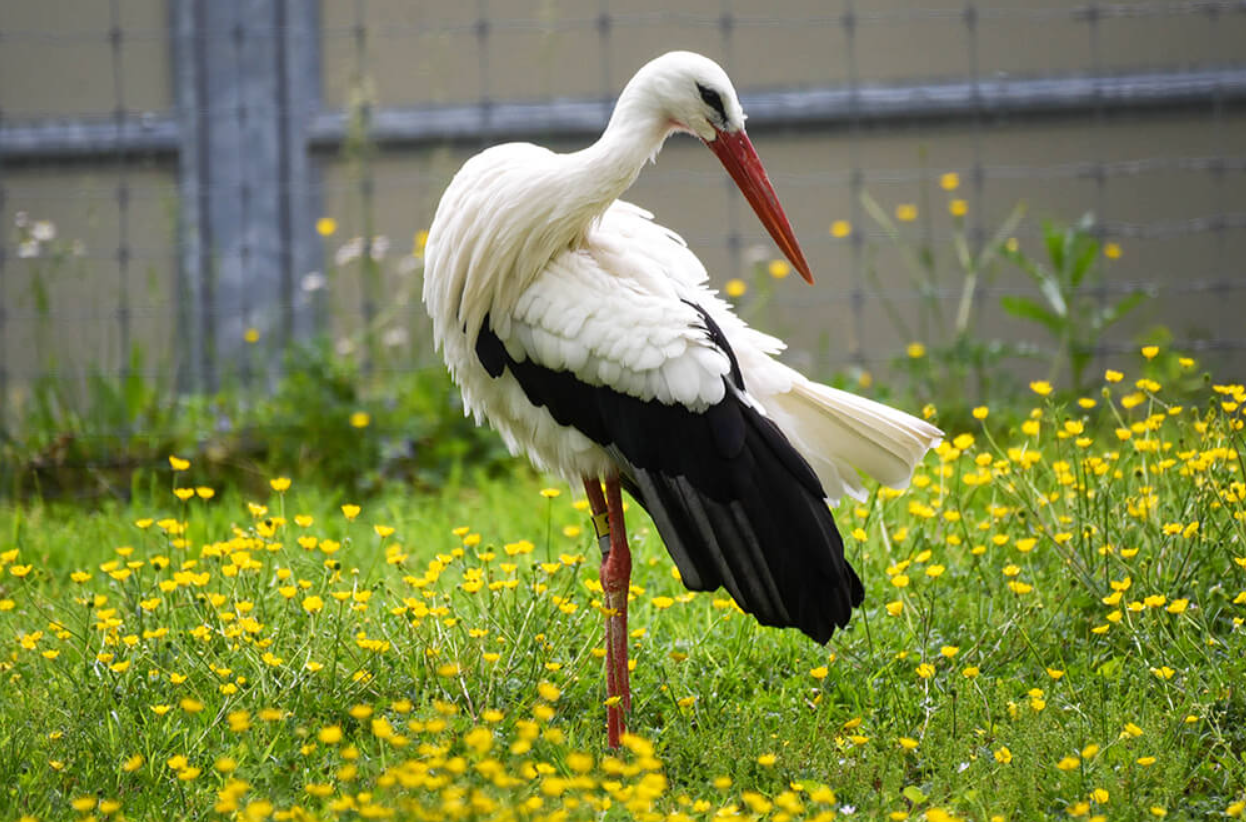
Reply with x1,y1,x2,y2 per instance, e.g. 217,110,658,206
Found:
583,475,632,748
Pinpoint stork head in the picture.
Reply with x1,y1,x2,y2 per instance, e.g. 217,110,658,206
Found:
625,51,814,284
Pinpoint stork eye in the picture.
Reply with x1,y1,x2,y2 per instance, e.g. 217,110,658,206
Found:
696,83,726,121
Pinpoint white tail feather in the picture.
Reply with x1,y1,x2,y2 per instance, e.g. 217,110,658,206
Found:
761,375,943,503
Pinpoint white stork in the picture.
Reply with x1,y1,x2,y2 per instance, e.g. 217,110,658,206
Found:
423,51,942,747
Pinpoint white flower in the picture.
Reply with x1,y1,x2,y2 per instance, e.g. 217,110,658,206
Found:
31,221,56,242
14,211,28,229
301,272,326,292
744,244,769,266
17,240,39,259
334,237,364,266
369,235,390,261
382,327,408,348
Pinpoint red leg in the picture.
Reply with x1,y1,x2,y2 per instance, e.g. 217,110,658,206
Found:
583,475,632,748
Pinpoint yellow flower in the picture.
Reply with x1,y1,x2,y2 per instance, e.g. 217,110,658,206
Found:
302,595,324,614
940,645,959,658
810,666,829,680
270,477,291,492
349,411,371,428
195,486,215,499
940,172,960,191
1046,667,1065,680
1030,380,1053,396
895,203,918,222
9,565,32,578
994,746,1012,764
1141,345,1159,359
180,697,204,714
1056,755,1081,771
830,219,852,238
123,754,145,772
972,406,989,420
915,662,936,679
244,327,260,344
1136,756,1157,766
539,487,561,498
725,278,747,298
168,455,190,471
374,524,395,538
962,666,980,679
906,342,926,359
768,259,791,279
318,725,343,744
71,796,97,812
341,504,361,521
174,487,195,501
316,217,338,236
949,199,968,217
898,736,919,750
885,600,904,616
1104,242,1122,259
756,753,777,766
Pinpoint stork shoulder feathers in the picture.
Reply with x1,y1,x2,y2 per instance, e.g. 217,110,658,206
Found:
495,204,737,413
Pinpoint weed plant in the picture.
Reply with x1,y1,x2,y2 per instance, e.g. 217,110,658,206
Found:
1,349,1244,821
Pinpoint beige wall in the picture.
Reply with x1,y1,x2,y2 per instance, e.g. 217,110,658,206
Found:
0,0,171,117
320,0,1246,108
2,162,182,399
3,0,1245,404
314,110,1246,378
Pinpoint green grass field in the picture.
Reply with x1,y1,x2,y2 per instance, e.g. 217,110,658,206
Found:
2,369,1245,821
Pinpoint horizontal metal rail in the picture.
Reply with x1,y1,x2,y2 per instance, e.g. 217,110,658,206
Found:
314,67,1246,146
2,67,1244,160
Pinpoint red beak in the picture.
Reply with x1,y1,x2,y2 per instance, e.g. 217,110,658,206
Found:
706,128,814,284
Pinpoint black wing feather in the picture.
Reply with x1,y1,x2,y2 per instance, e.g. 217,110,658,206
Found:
475,310,863,643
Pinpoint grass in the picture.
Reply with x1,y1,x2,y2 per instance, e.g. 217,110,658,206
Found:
1,360,1245,821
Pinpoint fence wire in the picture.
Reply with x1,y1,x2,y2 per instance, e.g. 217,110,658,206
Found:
2,0,1245,443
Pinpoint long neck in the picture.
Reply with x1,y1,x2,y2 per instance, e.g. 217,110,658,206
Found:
559,86,673,230
437,81,674,343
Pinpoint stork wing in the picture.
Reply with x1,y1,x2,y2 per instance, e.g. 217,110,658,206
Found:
473,210,863,643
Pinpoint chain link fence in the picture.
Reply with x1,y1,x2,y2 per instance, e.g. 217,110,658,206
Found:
2,1,1245,443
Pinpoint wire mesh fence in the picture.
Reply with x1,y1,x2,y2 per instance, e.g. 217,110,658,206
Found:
2,0,1245,449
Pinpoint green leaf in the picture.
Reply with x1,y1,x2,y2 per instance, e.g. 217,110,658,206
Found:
1097,656,1124,680
903,786,928,804
1001,296,1064,334
1069,234,1099,288
1043,220,1066,272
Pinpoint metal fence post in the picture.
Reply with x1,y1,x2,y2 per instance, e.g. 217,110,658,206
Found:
171,0,321,394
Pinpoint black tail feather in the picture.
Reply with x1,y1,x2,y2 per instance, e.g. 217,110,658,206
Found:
622,407,864,645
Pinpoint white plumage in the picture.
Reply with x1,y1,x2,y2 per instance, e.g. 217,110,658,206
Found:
424,54,939,503
423,49,942,746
